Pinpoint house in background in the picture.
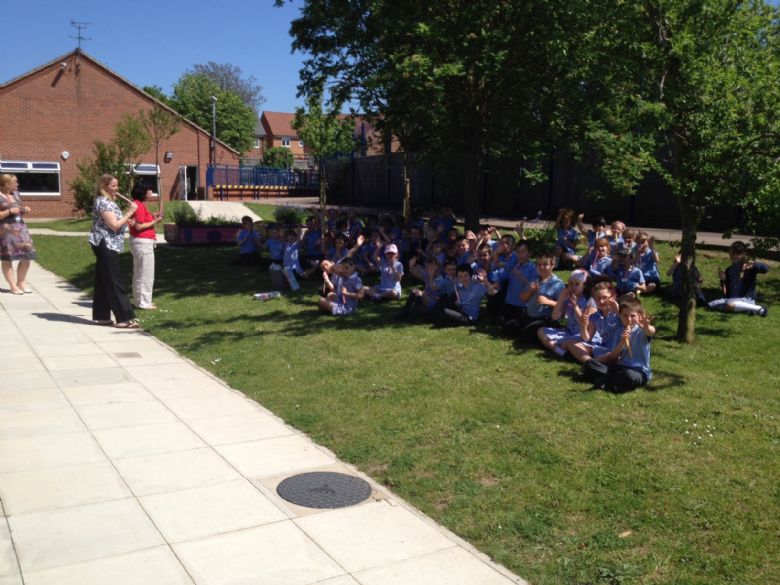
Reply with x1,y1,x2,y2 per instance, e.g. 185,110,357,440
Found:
241,120,267,164
0,49,239,218
260,111,309,165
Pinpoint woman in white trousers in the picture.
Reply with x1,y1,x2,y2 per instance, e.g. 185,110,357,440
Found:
129,184,163,309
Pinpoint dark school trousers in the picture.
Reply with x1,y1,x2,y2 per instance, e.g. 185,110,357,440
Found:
583,360,647,393
91,242,135,323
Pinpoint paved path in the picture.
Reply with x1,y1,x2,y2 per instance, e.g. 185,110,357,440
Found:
0,263,524,585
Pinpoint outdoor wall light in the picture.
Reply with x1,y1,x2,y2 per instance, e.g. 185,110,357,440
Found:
164,151,173,163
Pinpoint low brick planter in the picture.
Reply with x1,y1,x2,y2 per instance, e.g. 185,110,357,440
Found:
163,223,240,245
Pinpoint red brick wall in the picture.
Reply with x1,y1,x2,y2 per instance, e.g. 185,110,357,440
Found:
0,53,239,218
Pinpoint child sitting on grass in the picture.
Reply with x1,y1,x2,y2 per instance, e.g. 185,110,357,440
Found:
564,281,622,364
634,232,660,294
554,208,582,268
666,252,706,304
232,216,261,266
583,293,655,393
318,257,364,316
538,269,595,357
613,247,646,295
366,243,404,301
434,263,497,326
708,241,769,317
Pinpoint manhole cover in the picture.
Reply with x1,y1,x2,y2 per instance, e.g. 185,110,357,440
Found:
277,472,371,509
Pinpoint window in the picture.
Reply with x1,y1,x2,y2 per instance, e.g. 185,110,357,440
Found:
0,161,61,196
298,140,304,148
127,164,160,196
281,136,291,148
253,138,261,149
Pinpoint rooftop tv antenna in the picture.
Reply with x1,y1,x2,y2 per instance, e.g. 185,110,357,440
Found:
69,21,92,50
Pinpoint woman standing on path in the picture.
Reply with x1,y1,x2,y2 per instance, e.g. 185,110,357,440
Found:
129,184,163,309
0,174,37,294
88,174,138,328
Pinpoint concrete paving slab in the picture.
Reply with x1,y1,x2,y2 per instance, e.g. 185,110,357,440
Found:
0,461,131,515
0,522,17,576
0,388,69,412
0,573,22,585
92,422,206,460
61,381,155,406
162,393,262,421
112,448,241,496
139,479,287,543
0,433,105,474
30,342,99,357
40,354,118,371
22,547,194,585
295,501,455,573
0,408,85,440
0,371,56,391
8,499,165,572
354,546,520,585
50,367,133,388
215,435,337,478
74,400,177,430
139,377,231,400
173,523,344,585
185,411,294,446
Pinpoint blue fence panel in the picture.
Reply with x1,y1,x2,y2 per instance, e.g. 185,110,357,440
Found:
207,165,318,189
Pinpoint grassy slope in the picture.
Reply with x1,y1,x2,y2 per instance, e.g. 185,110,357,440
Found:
32,235,779,585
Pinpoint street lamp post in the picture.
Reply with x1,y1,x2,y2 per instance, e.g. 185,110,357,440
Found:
210,95,217,167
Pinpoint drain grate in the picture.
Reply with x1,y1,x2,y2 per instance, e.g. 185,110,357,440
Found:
276,471,371,509
114,352,142,358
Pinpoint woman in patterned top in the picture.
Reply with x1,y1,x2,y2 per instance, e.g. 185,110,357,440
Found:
88,174,138,328
0,174,37,294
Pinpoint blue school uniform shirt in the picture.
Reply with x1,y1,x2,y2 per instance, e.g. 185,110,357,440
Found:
503,260,539,308
637,249,659,280
614,265,645,293
561,296,592,336
378,258,404,292
584,251,613,279
557,227,579,253
283,241,303,273
586,229,608,250
333,272,363,312
303,229,322,257
327,246,349,263
589,311,623,347
723,261,769,299
470,262,500,284
237,229,257,254
456,281,489,321
266,238,284,261
607,325,652,380
526,275,565,318
609,236,624,255
433,275,456,298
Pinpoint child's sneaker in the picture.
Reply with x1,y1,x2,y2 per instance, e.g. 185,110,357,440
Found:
757,306,768,318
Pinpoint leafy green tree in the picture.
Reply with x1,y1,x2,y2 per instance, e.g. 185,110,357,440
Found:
281,0,577,229
575,0,780,342
171,73,257,153
139,106,181,204
70,113,151,214
261,147,295,169
189,62,265,112
292,86,355,208
142,85,174,108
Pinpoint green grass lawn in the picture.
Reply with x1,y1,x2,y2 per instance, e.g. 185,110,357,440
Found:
32,235,779,585
31,201,194,232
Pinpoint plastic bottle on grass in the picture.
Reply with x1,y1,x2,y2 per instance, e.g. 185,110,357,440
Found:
253,291,281,301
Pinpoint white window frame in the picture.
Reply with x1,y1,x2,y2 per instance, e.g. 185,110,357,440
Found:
281,136,291,148
0,160,61,197
126,164,160,197
298,140,304,148
253,137,261,149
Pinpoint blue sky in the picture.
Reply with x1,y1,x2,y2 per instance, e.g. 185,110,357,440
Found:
1,0,307,113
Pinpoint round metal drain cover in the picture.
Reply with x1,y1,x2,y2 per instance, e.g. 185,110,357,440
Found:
277,472,371,509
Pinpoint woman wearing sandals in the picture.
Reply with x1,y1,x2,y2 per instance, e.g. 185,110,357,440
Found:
88,174,139,329
0,174,37,295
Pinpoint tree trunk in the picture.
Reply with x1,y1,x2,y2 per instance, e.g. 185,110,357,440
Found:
402,152,411,221
319,156,327,210
676,201,700,343
463,148,483,232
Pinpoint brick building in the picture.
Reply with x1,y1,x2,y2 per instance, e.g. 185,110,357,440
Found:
0,49,239,218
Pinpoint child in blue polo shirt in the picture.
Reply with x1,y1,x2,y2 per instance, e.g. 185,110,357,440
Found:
538,269,595,357
613,248,646,295
434,263,496,325
708,241,769,316
554,208,582,268
511,252,565,340
366,243,404,301
580,237,613,282
583,293,655,392
500,240,538,326
635,232,660,294
318,257,364,316
564,281,622,363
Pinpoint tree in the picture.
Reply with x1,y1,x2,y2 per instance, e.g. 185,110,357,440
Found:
292,86,356,208
142,85,174,108
70,113,151,214
139,106,181,206
171,73,257,153
281,0,578,229
189,62,265,112
575,0,780,342
261,147,295,169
